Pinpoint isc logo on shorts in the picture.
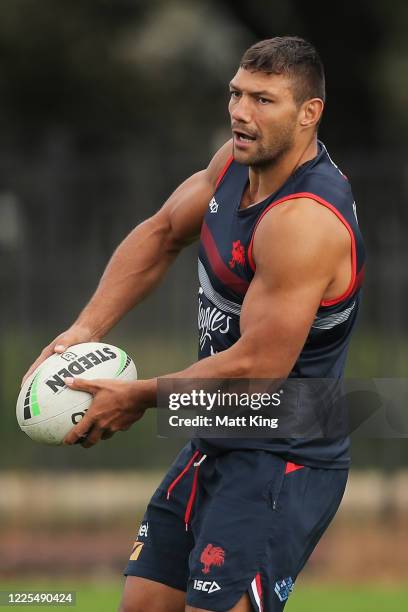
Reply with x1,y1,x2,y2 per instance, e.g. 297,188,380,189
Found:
193,580,221,593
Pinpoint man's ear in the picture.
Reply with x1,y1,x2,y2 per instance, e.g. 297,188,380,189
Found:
299,98,324,129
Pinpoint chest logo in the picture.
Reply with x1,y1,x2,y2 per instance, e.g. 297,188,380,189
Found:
229,240,245,269
198,296,231,352
209,197,219,213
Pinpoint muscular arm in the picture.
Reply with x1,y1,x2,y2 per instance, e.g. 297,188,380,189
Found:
166,198,347,380
75,141,233,338
23,141,232,381
64,198,350,446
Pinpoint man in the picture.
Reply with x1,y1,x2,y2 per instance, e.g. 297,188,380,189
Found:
24,37,365,611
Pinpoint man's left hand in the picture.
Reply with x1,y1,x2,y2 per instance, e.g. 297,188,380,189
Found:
63,377,148,448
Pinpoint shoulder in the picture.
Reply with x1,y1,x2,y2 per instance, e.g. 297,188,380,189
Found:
205,140,233,190
252,197,349,272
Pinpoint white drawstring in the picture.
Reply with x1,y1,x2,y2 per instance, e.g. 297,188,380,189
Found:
193,454,207,467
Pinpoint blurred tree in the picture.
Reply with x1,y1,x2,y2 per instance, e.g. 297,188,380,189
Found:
0,0,405,148
220,0,390,148
0,0,407,469
0,0,146,145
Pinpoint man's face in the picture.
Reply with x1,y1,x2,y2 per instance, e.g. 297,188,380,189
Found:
228,68,300,167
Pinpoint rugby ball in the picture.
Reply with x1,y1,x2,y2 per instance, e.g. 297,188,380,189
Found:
16,342,137,445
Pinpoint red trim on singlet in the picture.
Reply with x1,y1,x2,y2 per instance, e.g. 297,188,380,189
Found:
215,155,234,190
285,461,304,475
201,221,249,296
353,264,365,293
247,191,358,308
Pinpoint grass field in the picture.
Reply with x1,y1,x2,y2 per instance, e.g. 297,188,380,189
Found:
1,582,408,611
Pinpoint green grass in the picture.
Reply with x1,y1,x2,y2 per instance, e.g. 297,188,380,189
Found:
287,585,408,611
0,582,407,611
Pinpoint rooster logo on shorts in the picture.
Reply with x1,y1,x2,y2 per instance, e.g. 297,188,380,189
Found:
200,544,225,574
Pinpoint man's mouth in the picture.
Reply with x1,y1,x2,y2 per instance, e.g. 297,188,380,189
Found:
233,130,257,143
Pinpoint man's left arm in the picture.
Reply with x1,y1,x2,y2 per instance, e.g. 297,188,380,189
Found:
64,199,349,447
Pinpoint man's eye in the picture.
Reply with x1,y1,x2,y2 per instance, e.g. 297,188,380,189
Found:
230,91,240,99
258,97,270,104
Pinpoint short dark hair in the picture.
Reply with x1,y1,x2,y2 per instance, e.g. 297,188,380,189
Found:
240,36,325,106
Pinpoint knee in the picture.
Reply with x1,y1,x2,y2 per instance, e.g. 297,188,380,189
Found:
118,582,153,612
118,576,185,612
118,597,144,612
119,594,154,612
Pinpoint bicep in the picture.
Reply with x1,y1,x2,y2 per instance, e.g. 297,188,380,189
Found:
239,267,325,377
153,171,213,248
238,205,337,377
152,140,233,249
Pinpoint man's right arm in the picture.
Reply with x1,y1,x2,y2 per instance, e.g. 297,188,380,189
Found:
23,141,233,382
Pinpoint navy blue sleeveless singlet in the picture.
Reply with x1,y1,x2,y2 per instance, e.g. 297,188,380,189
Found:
194,141,365,468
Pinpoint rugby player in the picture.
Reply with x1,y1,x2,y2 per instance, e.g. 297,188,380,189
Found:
24,37,365,611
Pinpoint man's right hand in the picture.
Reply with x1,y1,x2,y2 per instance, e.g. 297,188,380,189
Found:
21,140,232,388
21,324,99,386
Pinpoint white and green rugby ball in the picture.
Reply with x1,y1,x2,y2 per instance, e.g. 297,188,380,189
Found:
16,342,137,445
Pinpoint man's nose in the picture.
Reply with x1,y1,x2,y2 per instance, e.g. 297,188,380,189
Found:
230,96,252,123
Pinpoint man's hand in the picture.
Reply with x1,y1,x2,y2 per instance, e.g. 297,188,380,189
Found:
21,142,232,389
63,377,150,448
21,324,99,386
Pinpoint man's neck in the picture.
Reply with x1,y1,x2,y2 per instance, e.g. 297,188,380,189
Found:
245,137,318,207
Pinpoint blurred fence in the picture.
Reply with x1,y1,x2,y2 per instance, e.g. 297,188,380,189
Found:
0,0,406,594
0,470,406,581
0,142,407,360
1,142,408,470
1,470,408,524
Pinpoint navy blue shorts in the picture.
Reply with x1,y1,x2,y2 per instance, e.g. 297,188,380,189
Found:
124,442,348,611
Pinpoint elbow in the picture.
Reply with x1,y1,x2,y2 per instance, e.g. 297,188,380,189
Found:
149,213,186,255
246,359,289,380
229,354,254,378
226,344,260,378
232,341,292,380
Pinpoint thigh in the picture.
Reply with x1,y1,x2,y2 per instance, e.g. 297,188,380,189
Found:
253,464,348,611
119,576,185,612
185,591,253,612
186,451,348,612
124,443,196,592
186,451,290,611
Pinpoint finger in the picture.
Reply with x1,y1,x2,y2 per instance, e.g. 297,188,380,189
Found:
101,430,115,440
63,414,95,445
64,377,100,394
21,366,37,387
21,348,54,386
80,426,107,449
54,344,68,353
21,342,68,387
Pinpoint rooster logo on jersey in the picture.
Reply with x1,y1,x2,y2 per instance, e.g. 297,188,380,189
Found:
229,240,245,269
200,544,225,574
